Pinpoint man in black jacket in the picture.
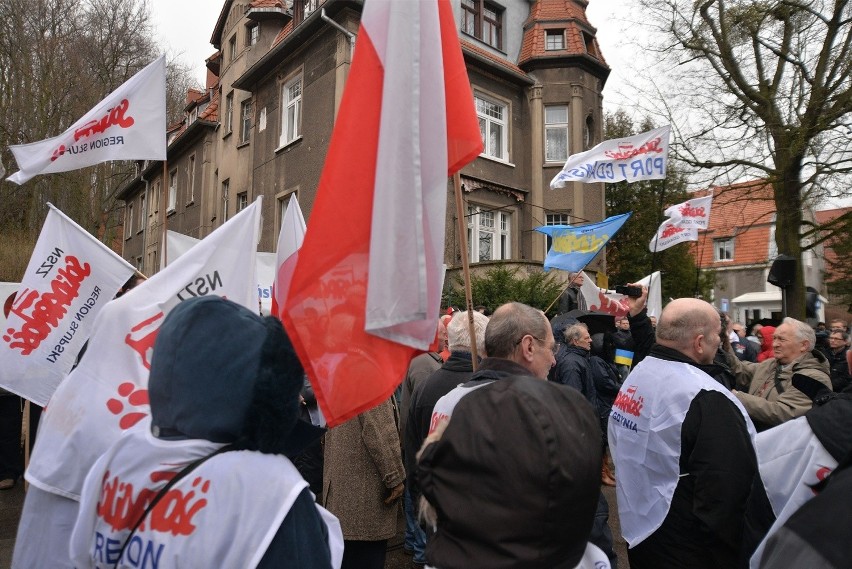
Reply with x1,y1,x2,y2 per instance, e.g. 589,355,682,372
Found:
609,297,757,569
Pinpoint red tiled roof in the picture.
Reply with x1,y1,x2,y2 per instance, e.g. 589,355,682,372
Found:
815,207,852,281
690,180,777,268
461,39,529,79
519,0,608,67
272,20,294,47
185,88,204,107
199,88,220,122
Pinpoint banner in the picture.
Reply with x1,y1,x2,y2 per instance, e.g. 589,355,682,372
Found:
649,193,712,252
579,270,663,318
25,199,262,500
0,205,134,405
550,126,670,188
7,56,166,185
163,229,275,315
536,213,631,273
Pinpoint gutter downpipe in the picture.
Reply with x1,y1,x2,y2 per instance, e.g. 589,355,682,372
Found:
321,8,356,53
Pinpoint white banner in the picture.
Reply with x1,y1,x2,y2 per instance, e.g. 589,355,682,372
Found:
0,205,134,405
7,56,166,185
550,126,670,188
663,193,713,229
579,271,662,318
163,229,275,315
25,198,262,500
648,218,699,252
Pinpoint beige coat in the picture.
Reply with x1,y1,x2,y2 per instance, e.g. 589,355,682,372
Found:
322,398,405,541
726,348,831,430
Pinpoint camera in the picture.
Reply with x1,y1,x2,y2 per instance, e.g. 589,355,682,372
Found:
614,285,642,298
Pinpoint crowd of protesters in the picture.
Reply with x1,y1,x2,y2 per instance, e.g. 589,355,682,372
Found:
4,279,852,569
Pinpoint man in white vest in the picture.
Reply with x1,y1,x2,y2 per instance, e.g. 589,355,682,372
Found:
69,296,343,569
609,297,757,569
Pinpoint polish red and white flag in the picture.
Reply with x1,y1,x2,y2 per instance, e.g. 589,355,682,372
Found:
271,194,306,320
6,56,166,185
282,0,482,426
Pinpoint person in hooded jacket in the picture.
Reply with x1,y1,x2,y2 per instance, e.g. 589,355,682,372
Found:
69,296,343,569
756,326,776,362
418,376,609,569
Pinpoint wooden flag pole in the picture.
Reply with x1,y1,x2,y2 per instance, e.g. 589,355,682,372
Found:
22,400,29,491
452,172,478,371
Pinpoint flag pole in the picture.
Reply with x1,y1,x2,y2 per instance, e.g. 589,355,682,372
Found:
22,400,29,491
452,172,478,371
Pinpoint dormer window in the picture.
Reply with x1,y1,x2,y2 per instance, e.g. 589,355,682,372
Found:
545,30,564,51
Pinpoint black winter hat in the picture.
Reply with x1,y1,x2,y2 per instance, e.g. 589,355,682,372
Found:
418,376,602,569
148,296,319,454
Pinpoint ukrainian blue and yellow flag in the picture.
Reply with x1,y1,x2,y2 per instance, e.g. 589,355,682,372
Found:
536,212,631,273
615,349,634,367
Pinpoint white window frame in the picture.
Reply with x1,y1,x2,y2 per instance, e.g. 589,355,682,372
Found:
125,202,133,239
247,24,259,46
544,212,571,256
544,105,569,163
222,179,230,222
228,35,237,62
168,169,177,213
475,93,508,161
236,191,248,212
545,30,565,51
187,154,196,204
467,205,512,262
138,194,145,234
240,99,252,144
279,75,303,148
224,92,234,135
714,237,734,262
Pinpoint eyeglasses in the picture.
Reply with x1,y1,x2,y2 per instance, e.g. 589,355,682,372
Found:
732,328,744,334
515,334,559,355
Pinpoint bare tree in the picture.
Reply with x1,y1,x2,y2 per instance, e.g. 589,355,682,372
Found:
637,0,852,318
0,0,197,281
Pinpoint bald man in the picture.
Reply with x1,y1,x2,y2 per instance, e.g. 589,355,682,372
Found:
609,298,757,569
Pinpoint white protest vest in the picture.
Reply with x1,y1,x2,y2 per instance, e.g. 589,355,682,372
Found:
428,382,488,434
749,416,836,568
607,356,755,546
71,428,343,569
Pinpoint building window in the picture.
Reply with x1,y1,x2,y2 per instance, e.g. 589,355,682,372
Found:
544,212,571,255
152,181,160,214
236,191,248,212
247,24,259,46
187,154,196,204
222,179,230,222
125,202,133,238
714,238,734,262
475,94,507,161
228,35,237,62
138,194,145,233
468,205,512,261
240,99,252,144
295,0,319,24
461,0,503,50
224,92,234,135
545,30,565,51
584,115,595,150
545,105,569,163
280,76,302,147
168,169,177,212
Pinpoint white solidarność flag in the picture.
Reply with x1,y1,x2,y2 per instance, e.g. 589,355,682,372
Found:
578,271,663,318
25,198,262,501
6,56,166,185
649,193,713,252
550,125,670,188
0,204,134,405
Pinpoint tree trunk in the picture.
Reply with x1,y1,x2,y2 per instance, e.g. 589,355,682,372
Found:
772,158,806,320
